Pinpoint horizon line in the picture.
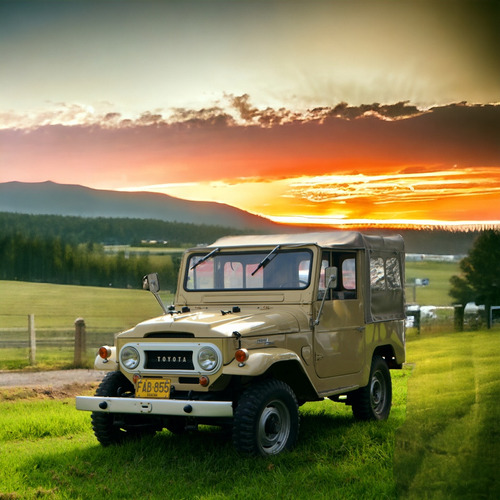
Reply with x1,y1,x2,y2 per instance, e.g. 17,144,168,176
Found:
270,216,500,232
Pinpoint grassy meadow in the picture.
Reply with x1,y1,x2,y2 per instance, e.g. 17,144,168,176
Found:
395,329,500,499
1,330,498,499
1,371,409,499
405,260,460,306
0,280,174,370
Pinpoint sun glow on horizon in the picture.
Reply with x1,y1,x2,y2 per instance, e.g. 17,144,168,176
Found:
116,166,500,228
266,215,500,232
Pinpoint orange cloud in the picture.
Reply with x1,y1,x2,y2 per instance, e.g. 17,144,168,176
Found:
1,99,499,224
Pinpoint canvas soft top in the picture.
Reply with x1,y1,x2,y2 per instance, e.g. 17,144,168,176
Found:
210,231,404,253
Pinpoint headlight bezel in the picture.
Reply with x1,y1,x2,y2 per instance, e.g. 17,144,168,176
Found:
197,346,219,372
120,345,140,370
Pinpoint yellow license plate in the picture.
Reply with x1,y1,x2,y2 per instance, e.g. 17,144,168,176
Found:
135,378,171,399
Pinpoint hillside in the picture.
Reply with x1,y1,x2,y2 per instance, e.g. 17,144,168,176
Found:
0,181,277,230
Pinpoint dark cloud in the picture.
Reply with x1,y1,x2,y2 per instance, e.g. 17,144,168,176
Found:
223,96,425,124
226,94,301,126
168,107,235,128
1,99,499,188
319,101,425,121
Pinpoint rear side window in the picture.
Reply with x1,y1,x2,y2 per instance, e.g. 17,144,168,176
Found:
370,256,402,291
370,257,386,290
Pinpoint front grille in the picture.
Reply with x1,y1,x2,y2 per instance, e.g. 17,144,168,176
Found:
145,350,194,370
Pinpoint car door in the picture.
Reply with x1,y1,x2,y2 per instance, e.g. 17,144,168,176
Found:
313,251,365,378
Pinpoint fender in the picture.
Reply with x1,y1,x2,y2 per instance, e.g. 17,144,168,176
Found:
223,348,320,400
223,348,301,376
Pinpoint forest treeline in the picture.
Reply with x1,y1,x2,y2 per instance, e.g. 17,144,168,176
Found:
0,212,249,247
0,212,249,289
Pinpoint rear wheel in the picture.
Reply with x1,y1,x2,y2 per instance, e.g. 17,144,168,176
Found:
351,355,392,421
232,379,299,456
91,371,162,446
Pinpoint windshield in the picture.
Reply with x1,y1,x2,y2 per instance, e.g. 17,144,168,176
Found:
185,249,313,291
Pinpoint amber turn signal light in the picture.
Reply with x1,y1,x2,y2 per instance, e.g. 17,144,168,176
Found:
235,348,249,363
98,346,112,359
199,376,209,386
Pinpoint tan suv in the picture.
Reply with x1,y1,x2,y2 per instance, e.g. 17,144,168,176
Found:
76,231,405,456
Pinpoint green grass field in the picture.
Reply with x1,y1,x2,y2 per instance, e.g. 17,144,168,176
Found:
395,329,500,499
0,280,174,329
1,330,498,499
0,372,409,499
405,260,460,306
0,280,174,370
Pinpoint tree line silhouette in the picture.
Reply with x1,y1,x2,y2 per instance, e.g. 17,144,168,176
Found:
0,212,248,289
0,212,247,247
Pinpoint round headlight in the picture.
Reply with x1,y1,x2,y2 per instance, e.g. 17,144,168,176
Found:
120,346,140,370
198,347,219,372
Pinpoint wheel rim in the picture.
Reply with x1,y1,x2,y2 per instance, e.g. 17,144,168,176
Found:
370,370,386,416
257,399,291,454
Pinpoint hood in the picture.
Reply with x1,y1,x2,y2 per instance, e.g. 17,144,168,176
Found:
121,307,305,339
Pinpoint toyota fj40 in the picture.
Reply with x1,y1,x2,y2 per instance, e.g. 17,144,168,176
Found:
76,231,405,456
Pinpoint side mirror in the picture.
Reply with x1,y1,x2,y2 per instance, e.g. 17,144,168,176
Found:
325,267,338,289
143,273,160,293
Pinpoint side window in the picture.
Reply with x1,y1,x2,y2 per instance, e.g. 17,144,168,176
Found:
318,252,357,300
341,258,356,290
370,257,386,290
370,255,402,291
386,257,402,289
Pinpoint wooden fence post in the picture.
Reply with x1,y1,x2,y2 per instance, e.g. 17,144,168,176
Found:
28,314,36,365
454,304,465,332
74,318,86,368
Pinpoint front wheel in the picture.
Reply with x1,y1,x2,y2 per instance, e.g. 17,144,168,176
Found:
91,371,162,446
351,355,392,421
232,379,299,456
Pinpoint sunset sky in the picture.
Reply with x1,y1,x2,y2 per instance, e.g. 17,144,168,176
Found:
1,0,499,227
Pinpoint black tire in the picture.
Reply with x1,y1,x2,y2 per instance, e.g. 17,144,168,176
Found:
351,355,392,421
91,371,161,446
232,379,299,456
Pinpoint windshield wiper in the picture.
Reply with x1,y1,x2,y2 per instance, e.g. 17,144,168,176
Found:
251,245,280,276
190,247,220,270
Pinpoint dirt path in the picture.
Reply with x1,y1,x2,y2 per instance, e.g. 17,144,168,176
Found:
0,369,106,388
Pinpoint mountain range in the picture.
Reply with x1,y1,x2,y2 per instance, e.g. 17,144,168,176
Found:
0,181,276,230
0,181,481,255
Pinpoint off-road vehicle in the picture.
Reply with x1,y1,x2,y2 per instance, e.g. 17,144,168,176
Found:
76,231,405,456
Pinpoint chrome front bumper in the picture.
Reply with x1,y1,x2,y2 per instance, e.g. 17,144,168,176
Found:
75,396,233,418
